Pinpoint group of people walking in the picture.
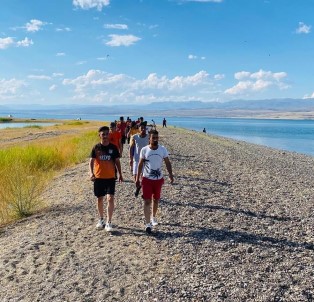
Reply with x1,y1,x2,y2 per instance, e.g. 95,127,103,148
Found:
89,116,173,234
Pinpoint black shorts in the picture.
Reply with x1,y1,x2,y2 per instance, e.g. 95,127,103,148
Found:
121,135,126,144
94,178,116,197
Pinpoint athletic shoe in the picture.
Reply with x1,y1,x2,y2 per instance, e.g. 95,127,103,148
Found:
105,222,113,232
151,217,158,226
145,223,152,234
134,185,141,197
96,219,105,229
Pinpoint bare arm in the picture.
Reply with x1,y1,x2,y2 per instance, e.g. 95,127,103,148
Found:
89,158,96,181
129,138,135,168
115,158,123,182
135,158,144,187
164,157,174,184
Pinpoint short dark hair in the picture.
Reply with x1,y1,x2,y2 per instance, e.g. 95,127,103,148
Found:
140,121,147,127
98,126,109,133
110,122,116,128
149,130,158,136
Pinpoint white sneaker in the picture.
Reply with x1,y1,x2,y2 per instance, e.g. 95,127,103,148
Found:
96,219,105,229
105,222,113,232
151,217,158,226
145,223,152,234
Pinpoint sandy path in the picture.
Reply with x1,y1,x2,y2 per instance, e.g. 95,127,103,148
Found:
1,127,314,301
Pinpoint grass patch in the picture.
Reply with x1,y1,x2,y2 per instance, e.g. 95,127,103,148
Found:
0,130,99,224
63,121,90,126
23,125,43,129
0,118,13,122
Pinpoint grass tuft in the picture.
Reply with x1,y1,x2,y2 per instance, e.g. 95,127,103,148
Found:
0,130,99,224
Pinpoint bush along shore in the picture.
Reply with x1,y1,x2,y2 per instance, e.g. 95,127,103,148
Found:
0,126,314,301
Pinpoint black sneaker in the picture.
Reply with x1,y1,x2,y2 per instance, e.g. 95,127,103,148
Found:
134,186,141,197
145,223,152,234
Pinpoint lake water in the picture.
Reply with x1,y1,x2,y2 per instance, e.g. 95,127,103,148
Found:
1,111,313,157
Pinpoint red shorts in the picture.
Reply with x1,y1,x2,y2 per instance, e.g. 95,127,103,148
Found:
141,177,164,200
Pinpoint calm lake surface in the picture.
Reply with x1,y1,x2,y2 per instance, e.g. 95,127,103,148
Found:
1,111,313,157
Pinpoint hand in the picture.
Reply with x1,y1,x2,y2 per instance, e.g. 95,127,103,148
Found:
118,175,123,182
90,173,96,182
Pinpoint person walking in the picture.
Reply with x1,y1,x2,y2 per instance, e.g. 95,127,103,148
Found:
129,122,149,196
135,130,174,233
116,116,127,154
162,118,167,128
89,126,123,231
109,122,122,157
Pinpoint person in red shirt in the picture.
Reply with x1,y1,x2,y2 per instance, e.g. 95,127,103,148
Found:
89,126,123,231
116,116,127,154
109,122,122,157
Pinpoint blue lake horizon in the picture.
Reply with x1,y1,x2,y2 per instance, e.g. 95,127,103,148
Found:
1,111,313,157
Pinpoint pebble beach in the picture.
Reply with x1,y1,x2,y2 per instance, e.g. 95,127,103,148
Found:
1,126,314,301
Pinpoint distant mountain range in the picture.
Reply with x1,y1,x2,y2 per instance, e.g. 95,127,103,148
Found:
1,98,314,118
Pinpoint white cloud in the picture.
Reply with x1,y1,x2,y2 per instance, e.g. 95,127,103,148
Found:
62,69,219,103
105,34,141,47
303,92,314,99
97,57,109,60
28,75,52,80
188,54,197,59
24,19,47,32
76,61,87,65
0,37,34,49
0,78,26,100
56,27,72,32
49,85,57,91
73,0,110,11
296,22,311,34
214,74,225,80
16,37,33,47
225,69,289,95
0,37,14,49
56,52,66,56
104,24,128,30
52,73,64,77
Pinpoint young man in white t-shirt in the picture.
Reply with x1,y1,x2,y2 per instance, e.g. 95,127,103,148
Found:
136,130,174,233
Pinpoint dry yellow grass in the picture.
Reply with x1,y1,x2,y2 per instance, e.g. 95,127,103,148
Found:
0,120,106,224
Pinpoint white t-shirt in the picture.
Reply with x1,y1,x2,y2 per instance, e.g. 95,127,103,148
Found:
140,144,169,180
132,134,149,162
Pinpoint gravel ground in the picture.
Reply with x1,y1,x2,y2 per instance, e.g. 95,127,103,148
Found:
1,126,314,302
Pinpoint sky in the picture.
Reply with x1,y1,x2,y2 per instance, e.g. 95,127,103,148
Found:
0,0,313,106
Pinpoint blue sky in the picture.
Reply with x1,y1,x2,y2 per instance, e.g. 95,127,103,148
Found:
0,0,313,106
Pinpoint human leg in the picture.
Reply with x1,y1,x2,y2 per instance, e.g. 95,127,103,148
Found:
97,196,105,218
144,198,153,233
150,178,164,225
106,194,115,223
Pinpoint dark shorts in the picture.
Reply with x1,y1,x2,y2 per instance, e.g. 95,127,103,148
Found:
94,178,116,197
142,177,164,200
121,135,126,144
